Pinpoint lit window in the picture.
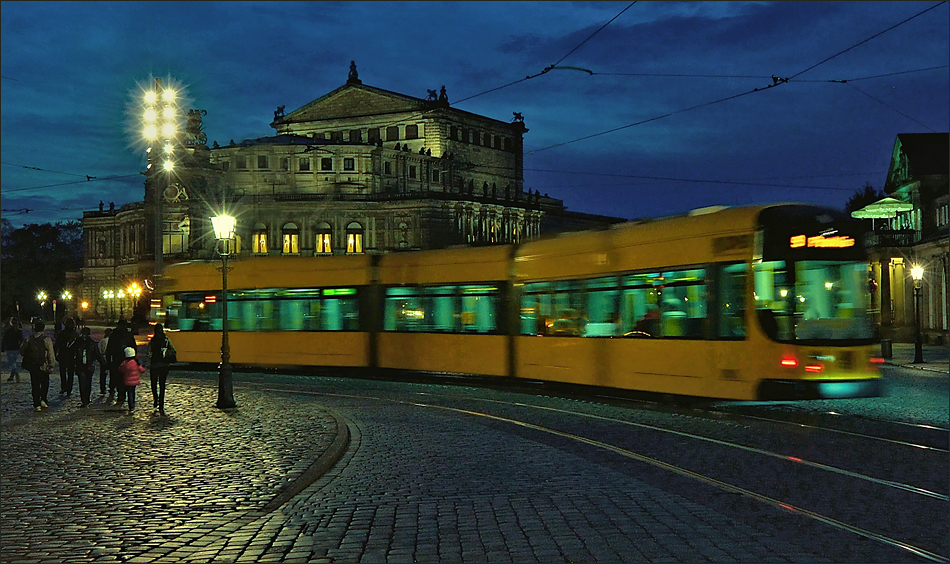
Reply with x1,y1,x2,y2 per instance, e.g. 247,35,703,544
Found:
321,158,333,171
406,124,419,139
299,158,310,172
344,158,355,171
257,155,268,169
316,222,332,254
346,222,364,254
282,223,299,254
252,228,267,254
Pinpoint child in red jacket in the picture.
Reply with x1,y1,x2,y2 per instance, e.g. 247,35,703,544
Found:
119,347,145,415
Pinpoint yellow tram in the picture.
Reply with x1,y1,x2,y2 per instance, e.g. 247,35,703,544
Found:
158,204,882,400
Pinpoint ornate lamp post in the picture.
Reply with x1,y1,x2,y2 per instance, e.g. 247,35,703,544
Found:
911,265,924,363
36,291,48,322
212,214,237,409
144,80,179,277
60,291,72,324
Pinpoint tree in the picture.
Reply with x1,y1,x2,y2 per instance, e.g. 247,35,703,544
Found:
1,221,83,322
845,183,886,214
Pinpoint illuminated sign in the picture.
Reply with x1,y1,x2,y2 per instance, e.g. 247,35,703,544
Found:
789,234,854,249
204,295,217,303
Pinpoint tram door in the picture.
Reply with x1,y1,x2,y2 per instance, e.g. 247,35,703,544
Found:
711,263,750,396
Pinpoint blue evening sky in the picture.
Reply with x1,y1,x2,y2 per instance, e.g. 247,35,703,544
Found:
2,1,948,227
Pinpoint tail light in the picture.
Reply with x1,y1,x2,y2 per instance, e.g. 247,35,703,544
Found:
869,357,885,364
780,356,798,367
804,364,823,373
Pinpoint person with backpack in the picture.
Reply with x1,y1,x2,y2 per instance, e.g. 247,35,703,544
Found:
118,346,145,415
20,320,55,412
54,318,78,397
3,317,24,383
147,323,176,415
72,327,101,408
97,328,111,396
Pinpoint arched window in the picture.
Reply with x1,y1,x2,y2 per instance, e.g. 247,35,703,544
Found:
252,223,268,254
315,222,332,254
282,222,299,254
346,222,364,254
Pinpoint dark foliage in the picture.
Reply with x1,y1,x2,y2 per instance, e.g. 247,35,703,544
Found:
1,219,83,322
844,183,887,214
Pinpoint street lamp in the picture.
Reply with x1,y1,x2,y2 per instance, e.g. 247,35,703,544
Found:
61,291,72,324
36,291,48,321
144,78,178,276
212,213,237,409
127,282,143,320
911,265,924,363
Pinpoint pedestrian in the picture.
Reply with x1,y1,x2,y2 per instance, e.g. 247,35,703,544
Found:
97,328,111,396
72,327,101,408
106,320,135,406
118,346,144,415
3,317,24,382
20,320,55,412
54,318,78,397
147,323,176,415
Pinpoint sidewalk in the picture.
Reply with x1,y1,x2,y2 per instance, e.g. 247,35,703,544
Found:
883,342,949,375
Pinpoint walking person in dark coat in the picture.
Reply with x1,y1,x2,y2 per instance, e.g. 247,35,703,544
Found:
106,320,135,407
97,328,111,396
147,323,176,415
3,317,24,382
72,327,101,408
20,321,55,412
54,318,78,397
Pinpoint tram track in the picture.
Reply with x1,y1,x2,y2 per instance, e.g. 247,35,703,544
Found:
319,388,946,562
184,373,948,562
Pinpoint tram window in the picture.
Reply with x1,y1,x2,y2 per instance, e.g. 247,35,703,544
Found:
384,285,498,333
793,261,874,341
754,260,793,340
717,263,748,338
460,285,498,333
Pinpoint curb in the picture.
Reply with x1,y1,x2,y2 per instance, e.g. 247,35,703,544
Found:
884,361,949,375
260,410,351,513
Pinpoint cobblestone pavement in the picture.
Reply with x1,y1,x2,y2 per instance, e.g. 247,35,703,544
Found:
0,370,847,564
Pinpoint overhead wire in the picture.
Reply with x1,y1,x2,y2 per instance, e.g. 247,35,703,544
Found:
453,2,637,105
526,2,947,155
843,83,938,132
788,1,947,80
2,174,142,193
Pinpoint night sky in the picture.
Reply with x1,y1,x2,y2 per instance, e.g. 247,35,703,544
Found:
2,1,948,228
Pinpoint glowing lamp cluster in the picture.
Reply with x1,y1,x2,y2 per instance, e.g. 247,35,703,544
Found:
143,80,179,172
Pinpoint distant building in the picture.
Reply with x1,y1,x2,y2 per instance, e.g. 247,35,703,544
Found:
864,133,949,345
74,63,622,322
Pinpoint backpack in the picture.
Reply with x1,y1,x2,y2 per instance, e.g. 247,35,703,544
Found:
161,337,177,364
73,337,94,368
21,336,49,372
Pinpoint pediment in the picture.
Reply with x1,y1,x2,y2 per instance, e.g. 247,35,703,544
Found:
285,84,428,123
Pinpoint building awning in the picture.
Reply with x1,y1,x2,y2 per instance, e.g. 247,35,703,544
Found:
851,197,913,219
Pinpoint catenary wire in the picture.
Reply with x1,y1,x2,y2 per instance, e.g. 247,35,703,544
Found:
843,83,938,132
454,2,637,105
788,1,947,80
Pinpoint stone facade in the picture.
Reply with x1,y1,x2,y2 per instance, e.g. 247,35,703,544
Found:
865,133,949,345
74,65,622,322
